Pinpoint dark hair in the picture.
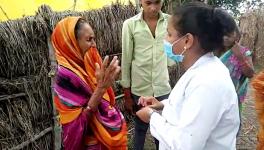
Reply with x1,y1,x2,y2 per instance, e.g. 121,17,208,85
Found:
234,26,241,40
74,18,88,39
172,2,237,52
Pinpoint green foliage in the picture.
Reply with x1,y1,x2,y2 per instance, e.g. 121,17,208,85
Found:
207,0,243,15
162,0,264,16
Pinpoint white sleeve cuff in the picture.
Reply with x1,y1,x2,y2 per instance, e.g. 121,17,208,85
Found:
150,112,166,138
161,99,169,106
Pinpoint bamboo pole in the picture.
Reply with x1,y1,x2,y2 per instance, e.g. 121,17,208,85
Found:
0,6,10,20
47,37,61,150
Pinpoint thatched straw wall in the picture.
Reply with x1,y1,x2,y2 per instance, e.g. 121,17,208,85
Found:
0,16,53,149
239,7,264,68
0,3,137,150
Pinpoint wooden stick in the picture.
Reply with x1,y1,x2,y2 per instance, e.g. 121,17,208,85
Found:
115,94,124,100
0,6,10,20
0,93,26,101
9,127,52,150
47,37,61,150
73,0,77,11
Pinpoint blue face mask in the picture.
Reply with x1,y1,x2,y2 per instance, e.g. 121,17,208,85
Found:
163,36,187,62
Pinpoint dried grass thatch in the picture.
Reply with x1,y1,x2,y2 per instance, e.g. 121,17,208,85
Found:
239,7,264,68
0,15,53,149
0,73,53,150
0,17,48,79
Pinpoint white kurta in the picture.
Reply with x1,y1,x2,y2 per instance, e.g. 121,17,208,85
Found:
150,53,240,150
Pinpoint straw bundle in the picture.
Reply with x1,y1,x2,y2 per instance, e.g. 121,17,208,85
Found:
239,8,264,68
0,17,48,79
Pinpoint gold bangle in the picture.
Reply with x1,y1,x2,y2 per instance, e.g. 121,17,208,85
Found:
85,105,92,112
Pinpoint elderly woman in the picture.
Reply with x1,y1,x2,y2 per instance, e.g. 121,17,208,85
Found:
51,16,127,150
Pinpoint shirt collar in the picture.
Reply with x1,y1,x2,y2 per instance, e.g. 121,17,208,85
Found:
135,10,165,21
189,52,215,70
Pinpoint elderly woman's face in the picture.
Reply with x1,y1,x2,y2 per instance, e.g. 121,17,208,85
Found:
76,23,96,57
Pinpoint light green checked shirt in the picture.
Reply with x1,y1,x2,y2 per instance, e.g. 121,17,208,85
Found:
121,11,173,97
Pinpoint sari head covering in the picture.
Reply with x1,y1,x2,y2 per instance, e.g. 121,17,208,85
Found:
51,16,127,149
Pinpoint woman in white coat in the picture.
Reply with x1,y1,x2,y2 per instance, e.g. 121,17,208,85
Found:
136,2,240,150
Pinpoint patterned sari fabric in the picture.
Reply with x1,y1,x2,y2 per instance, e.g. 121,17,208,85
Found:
220,47,252,110
51,16,127,150
251,71,264,150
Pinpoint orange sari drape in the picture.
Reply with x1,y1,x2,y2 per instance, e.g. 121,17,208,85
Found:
252,71,264,150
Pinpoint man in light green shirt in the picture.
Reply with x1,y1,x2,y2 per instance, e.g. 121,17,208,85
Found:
120,0,172,149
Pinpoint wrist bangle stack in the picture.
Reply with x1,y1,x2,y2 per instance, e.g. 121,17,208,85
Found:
124,90,131,98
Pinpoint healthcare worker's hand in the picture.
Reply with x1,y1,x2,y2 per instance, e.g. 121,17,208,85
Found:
138,96,164,110
136,107,153,123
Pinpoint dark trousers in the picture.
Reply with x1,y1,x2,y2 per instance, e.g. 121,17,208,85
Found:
132,93,169,150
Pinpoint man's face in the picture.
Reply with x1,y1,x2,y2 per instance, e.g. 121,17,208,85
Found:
141,0,162,17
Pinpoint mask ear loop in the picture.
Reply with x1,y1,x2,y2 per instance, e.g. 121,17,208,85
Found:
180,46,187,55
172,35,187,46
